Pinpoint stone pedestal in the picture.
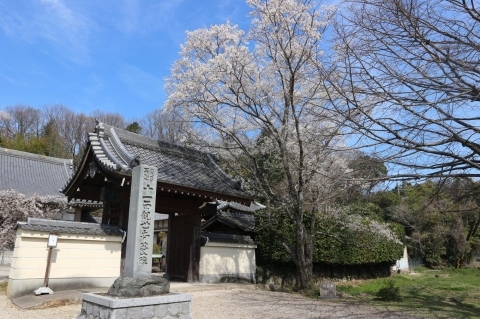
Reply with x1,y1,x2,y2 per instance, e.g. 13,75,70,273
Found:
78,292,193,319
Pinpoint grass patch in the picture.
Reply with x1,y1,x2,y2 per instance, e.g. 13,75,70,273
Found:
0,281,8,295
375,279,401,301
336,267,480,318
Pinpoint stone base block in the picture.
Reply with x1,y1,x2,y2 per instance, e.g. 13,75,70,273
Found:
78,292,193,319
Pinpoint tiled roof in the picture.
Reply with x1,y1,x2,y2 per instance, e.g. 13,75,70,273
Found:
201,231,255,245
17,218,123,236
155,213,169,221
0,148,71,197
70,199,103,208
216,200,265,213
64,121,250,201
215,211,256,231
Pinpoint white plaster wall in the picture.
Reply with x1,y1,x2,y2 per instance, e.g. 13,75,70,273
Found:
7,228,122,298
199,242,256,283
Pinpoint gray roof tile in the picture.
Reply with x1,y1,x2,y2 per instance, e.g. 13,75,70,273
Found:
201,231,255,245
216,200,265,213
17,218,123,236
217,211,256,231
0,148,71,197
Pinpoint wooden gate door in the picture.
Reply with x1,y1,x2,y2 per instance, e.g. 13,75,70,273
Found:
166,212,202,282
167,214,192,281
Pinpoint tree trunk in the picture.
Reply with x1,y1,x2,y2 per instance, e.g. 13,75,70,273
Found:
296,258,313,289
455,210,480,269
294,220,313,289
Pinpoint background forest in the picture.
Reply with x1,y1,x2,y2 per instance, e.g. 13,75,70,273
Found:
0,104,188,166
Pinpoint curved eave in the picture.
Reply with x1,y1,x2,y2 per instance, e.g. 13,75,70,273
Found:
90,131,132,174
62,145,129,200
62,144,92,197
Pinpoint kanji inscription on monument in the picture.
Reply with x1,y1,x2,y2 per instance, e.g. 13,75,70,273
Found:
124,164,157,278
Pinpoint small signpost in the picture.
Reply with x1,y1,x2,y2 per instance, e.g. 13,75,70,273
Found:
34,234,57,296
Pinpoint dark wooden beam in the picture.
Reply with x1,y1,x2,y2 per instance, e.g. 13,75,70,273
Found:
155,194,206,215
156,182,251,205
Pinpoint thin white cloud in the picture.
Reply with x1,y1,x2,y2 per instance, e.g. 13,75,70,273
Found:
118,63,164,101
113,0,185,35
216,0,246,22
0,1,93,64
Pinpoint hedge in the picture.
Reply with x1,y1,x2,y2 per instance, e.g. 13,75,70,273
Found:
256,214,404,267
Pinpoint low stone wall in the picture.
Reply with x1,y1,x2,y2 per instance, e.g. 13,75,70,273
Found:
79,292,193,319
8,219,122,298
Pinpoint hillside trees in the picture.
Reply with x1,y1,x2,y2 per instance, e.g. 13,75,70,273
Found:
367,179,480,267
163,0,400,288
0,105,135,164
331,0,480,179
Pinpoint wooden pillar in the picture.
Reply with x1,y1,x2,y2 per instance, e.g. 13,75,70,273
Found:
74,207,82,222
188,215,201,282
101,201,111,225
165,212,173,281
119,191,130,276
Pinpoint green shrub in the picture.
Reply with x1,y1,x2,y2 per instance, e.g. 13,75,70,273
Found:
152,243,161,254
256,214,404,266
376,279,401,301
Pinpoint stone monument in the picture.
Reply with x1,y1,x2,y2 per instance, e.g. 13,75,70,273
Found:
124,164,158,278
78,164,194,318
319,280,338,299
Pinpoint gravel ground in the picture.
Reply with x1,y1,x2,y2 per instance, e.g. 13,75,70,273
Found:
0,293,79,319
0,288,420,319
190,289,419,319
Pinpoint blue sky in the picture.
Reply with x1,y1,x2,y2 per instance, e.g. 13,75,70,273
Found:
0,0,252,120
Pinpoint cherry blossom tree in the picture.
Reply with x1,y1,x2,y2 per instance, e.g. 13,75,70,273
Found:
0,190,67,250
164,0,363,288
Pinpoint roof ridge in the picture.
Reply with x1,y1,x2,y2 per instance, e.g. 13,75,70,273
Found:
106,124,207,160
205,154,242,190
0,148,71,165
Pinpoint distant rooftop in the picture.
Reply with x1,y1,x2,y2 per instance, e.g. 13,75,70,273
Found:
0,148,71,197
